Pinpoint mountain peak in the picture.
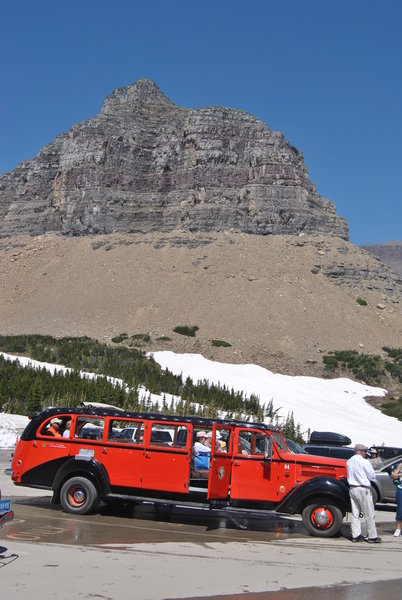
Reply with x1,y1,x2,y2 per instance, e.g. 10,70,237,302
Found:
102,78,175,115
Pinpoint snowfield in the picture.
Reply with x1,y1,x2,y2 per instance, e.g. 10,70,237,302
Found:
1,350,401,449
150,352,402,448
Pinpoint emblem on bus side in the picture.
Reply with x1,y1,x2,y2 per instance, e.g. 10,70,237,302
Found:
218,466,225,480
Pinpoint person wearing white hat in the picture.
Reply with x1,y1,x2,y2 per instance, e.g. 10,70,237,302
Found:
193,431,211,469
207,430,226,451
347,443,381,543
194,431,211,453
368,448,383,470
47,418,62,438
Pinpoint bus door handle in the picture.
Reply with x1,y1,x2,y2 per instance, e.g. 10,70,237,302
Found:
145,451,151,458
234,460,240,466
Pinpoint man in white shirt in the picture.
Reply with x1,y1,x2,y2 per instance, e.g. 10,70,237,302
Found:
347,443,381,543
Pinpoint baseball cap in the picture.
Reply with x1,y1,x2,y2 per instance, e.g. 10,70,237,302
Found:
355,443,368,451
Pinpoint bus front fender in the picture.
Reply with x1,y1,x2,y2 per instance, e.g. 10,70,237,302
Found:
52,458,111,503
276,477,351,515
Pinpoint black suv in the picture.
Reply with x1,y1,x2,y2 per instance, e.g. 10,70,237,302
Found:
304,431,355,460
369,446,402,460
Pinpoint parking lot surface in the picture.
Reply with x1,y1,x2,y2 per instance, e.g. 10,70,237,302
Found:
1,449,401,600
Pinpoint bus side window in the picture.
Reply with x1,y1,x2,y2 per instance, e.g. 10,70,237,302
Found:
75,417,104,440
107,420,144,444
236,431,266,456
149,424,189,448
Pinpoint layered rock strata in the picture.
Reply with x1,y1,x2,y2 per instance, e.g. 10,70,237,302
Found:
0,79,348,239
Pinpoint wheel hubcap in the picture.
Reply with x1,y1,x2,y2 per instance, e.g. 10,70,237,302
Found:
68,486,85,507
311,507,333,529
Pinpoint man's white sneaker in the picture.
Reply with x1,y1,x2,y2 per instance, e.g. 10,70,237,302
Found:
393,529,401,537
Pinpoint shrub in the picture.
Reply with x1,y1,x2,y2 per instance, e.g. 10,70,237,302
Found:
322,349,393,386
131,334,151,343
211,339,232,347
173,325,199,337
156,336,172,342
111,333,128,344
356,297,367,306
323,354,339,371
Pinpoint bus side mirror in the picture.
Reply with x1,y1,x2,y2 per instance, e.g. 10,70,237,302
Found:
264,437,273,460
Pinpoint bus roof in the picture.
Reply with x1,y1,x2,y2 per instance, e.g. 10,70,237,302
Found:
29,404,279,432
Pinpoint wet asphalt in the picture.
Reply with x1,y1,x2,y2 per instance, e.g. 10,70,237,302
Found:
1,449,401,599
5,494,307,546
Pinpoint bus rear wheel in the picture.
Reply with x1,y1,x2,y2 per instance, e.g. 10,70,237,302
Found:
302,500,342,537
60,476,100,515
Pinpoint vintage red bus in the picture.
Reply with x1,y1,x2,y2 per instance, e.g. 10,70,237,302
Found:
8,405,351,537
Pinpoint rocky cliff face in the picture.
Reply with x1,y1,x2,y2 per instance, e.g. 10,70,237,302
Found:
361,242,402,277
0,79,348,239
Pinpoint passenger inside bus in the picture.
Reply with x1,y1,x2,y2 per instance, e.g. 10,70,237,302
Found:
62,420,72,438
193,431,211,469
207,430,227,452
44,418,63,438
238,437,250,455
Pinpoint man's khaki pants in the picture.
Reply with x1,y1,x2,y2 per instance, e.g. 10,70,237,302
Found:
350,486,378,539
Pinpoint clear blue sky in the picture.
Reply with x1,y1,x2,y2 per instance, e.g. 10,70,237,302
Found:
2,0,401,245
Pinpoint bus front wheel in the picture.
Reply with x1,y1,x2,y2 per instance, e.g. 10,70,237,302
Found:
60,476,100,515
302,500,343,537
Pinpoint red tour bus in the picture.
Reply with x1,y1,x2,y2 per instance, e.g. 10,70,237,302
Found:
8,405,351,537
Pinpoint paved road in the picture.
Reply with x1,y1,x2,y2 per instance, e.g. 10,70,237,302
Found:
1,449,401,600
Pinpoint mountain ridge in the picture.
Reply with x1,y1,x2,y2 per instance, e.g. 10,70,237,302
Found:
0,78,348,239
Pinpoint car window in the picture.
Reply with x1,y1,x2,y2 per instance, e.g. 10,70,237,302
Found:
381,457,402,469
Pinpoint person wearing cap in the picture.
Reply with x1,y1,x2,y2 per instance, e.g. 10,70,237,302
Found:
346,443,381,543
207,430,227,452
193,431,211,470
194,431,212,454
368,448,383,470
47,418,62,438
